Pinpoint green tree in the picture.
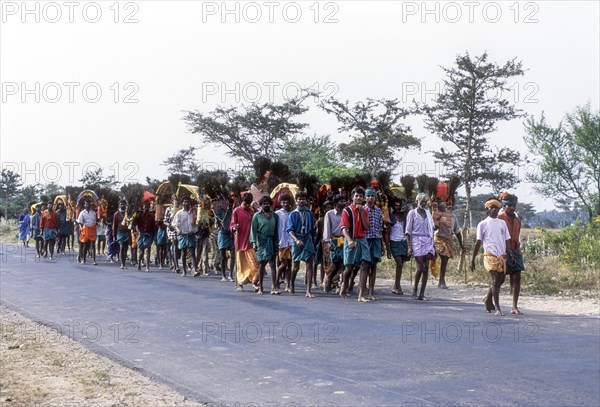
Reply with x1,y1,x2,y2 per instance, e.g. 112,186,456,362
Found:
183,94,313,168
162,146,202,180
42,182,63,199
517,202,537,228
0,169,22,200
79,168,118,190
421,52,525,228
320,98,420,177
0,169,24,218
277,134,358,183
4,184,43,220
524,104,599,220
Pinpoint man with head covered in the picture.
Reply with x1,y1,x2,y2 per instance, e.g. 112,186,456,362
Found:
471,197,511,316
498,193,525,315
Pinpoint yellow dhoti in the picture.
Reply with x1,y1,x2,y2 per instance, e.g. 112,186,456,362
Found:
236,249,259,285
484,251,506,273
434,235,456,258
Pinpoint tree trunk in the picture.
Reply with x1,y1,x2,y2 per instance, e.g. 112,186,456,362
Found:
457,182,472,276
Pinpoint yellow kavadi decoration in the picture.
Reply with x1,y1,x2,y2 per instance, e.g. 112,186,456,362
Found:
176,183,200,204
155,181,174,199
53,195,67,206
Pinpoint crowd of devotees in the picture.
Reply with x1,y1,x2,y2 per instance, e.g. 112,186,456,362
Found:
17,185,525,316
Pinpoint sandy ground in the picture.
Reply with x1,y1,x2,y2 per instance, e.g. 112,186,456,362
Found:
1,279,598,407
0,305,204,407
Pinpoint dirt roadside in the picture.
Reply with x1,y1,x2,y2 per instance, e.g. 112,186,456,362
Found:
0,305,204,407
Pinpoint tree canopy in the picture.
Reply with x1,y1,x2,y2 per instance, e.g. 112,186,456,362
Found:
183,95,313,168
161,146,202,180
524,103,599,220
79,167,118,190
321,98,420,177
276,134,359,183
420,52,526,226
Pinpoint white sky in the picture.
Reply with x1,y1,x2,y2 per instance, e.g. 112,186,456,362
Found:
2,0,599,211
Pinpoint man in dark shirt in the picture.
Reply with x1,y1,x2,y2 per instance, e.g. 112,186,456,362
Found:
136,200,156,272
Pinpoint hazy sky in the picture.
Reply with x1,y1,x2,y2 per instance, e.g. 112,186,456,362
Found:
2,0,599,210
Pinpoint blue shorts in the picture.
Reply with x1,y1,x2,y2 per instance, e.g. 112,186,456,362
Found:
291,233,315,263
43,228,58,241
314,241,324,265
390,240,408,259
217,230,234,250
155,228,167,246
368,238,382,264
178,233,196,250
116,230,131,245
137,232,153,249
506,247,525,274
343,237,371,266
32,228,42,240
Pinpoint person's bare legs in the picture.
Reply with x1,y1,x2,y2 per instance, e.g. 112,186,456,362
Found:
510,271,523,314
48,239,56,260
144,246,151,272
269,259,279,294
491,271,506,316
91,241,97,265
339,265,354,299
119,243,128,269
257,261,266,295
357,262,369,302
279,259,291,291
413,256,429,300
368,264,378,301
220,249,230,280
438,255,449,289
305,259,315,298
393,257,404,294
181,248,189,276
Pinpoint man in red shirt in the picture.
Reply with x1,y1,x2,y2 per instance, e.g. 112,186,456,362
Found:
499,193,525,315
231,192,259,291
135,200,156,272
40,202,59,260
340,187,371,302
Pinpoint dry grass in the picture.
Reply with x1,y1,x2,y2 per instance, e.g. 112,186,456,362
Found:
378,227,599,297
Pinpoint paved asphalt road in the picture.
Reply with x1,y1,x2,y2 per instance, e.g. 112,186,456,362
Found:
1,243,599,407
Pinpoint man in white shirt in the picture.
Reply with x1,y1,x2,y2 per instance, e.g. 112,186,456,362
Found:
77,200,98,265
172,196,199,277
322,194,346,293
275,195,294,291
470,197,511,316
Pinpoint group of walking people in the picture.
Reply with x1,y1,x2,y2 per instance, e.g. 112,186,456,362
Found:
17,186,525,314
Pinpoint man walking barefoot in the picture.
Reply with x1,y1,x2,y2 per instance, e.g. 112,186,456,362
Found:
471,197,511,316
